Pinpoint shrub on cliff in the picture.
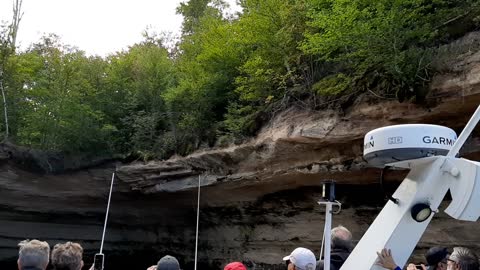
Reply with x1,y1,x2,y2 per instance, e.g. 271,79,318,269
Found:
301,0,480,101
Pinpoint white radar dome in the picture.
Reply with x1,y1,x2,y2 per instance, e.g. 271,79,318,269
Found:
363,124,457,168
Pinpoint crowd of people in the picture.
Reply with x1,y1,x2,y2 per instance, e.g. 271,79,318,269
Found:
316,226,480,270
13,226,480,270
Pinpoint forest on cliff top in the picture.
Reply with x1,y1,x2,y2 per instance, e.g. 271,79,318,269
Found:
0,0,479,160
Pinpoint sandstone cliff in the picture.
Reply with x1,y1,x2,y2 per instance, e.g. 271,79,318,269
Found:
1,32,480,270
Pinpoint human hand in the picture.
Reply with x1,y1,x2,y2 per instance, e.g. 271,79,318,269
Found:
147,265,157,270
376,248,398,270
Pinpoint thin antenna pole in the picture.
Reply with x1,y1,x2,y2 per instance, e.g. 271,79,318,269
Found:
194,175,201,270
100,172,115,254
323,203,332,270
319,231,325,259
447,105,480,157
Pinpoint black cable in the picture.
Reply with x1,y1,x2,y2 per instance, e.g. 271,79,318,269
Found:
380,165,399,204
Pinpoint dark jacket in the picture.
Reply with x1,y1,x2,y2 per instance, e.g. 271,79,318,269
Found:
316,247,351,270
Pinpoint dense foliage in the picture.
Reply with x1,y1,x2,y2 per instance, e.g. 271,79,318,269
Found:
0,0,478,159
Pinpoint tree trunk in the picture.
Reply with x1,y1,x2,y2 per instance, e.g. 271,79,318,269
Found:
9,0,23,52
0,0,24,140
0,70,8,140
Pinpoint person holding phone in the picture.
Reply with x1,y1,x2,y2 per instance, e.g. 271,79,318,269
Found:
405,246,450,270
377,249,428,270
406,263,427,270
424,247,449,270
376,248,402,270
93,253,104,270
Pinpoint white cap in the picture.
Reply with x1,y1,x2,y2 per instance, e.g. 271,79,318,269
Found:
283,247,316,270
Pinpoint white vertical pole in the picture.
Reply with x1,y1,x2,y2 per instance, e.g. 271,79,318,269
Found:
100,172,115,254
324,203,332,270
447,105,480,157
319,232,325,259
194,175,201,270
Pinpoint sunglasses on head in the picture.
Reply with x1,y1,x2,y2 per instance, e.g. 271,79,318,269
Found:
447,258,457,263
446,254,457,263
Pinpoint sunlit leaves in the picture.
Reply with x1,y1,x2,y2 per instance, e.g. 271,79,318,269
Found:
302,0,480,99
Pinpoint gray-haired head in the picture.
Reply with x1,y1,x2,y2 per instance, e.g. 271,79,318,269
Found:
331,225,353,251
51,241,84,270
449,247,479,270
18,239,50,270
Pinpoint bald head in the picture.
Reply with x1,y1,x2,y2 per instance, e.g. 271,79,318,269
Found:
331,226,353,250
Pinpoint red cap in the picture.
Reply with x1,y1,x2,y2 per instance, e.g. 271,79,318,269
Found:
224,262,247,270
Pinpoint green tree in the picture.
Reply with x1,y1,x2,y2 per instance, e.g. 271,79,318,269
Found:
302,0,480,100
164,0,242,153
2,0,478,161
177,0,227,35
0,0,23,140
104,40,176,158
15,35,114,153
223,0,309,136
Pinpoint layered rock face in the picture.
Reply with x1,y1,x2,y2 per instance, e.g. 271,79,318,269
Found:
1,32,480,270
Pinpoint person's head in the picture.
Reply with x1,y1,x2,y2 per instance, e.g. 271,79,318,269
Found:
224,262,247,270
447,247,479,270
157,255,180,270
331,225,353,251
283,247,316,270
17,239,50,270
426,247,449,270
50,242,84,270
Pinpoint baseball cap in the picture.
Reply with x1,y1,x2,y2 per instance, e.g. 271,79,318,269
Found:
157,255,180,270
283,247,316,270
425,247,449,266
224,262,247,270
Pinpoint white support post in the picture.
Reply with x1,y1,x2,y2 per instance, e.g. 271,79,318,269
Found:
318,201,341,270
341,104,480,270
324,203,332,270
340,155,480,269
194,175,201,270
447,105,480,157
100,172,115,255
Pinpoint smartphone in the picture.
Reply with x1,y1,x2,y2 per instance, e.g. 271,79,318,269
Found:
94,253,104,270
